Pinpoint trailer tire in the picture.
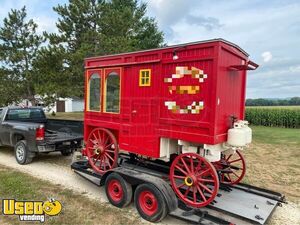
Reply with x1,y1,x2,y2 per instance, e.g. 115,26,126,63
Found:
14,140,33,165
134,183,168,223
105,173,132,208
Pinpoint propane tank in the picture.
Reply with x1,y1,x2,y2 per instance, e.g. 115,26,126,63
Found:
241,120,252,144
227,121,247,147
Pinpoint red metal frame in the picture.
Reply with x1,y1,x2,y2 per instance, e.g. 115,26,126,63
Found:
84,39,256,159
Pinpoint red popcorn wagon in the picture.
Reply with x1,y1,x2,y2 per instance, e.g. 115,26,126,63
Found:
82,38,258,210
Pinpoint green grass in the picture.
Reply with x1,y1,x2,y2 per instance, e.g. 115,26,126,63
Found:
251,126,300,145
0,165,140,225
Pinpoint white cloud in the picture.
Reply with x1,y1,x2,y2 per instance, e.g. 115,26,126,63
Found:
289,65,300,73
261,51,273,62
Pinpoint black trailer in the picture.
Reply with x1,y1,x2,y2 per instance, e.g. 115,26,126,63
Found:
71,154,286,225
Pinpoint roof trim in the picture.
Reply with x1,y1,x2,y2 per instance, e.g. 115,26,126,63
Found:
85,38,249,61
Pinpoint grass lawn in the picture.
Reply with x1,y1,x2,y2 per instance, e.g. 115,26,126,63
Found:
0,165,140,225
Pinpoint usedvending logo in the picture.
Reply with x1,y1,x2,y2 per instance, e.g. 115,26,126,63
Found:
2,198,62,222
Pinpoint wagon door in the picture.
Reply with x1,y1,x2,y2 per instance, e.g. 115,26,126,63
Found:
119,66,159,158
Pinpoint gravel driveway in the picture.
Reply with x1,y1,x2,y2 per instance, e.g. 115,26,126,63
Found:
0,147,299,225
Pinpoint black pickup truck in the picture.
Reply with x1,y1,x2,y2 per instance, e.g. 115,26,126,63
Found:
0,107,83,164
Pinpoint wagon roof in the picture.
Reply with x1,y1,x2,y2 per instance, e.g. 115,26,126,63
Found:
85,38,249,61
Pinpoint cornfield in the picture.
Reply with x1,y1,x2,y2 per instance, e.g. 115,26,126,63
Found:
245,106,300,128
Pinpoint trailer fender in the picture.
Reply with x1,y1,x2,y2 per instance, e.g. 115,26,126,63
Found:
101,167,178,212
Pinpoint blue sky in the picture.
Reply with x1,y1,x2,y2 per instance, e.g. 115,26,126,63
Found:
0,0,299,98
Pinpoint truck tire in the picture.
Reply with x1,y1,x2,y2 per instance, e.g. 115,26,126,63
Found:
105,172,132,208
134,183,168,223
14,140,33,165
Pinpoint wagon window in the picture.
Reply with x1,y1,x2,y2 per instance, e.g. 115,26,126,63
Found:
139,69,151,86
105,72,120,113
88,73,101,111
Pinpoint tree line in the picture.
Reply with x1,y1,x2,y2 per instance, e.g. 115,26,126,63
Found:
0,0,164,107
246,97,300,106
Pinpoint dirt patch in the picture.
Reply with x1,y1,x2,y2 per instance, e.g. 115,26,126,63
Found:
243,142,300,202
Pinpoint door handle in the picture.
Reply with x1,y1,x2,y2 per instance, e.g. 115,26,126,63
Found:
132,110,137,114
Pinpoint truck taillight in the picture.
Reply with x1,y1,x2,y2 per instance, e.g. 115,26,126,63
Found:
36,126,45,141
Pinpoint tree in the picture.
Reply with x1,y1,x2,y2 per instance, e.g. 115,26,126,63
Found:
0,6,44,106
99,0,164,54
39,0,164,98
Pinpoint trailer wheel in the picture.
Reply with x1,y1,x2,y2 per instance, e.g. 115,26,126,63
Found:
170,153,219,208
105,173,132,208
14,140,33,165
134,183,168,223
86,128,119,175
214,150,246,185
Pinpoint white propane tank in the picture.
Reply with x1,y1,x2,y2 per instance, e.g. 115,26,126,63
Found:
227,121,247,147
242,120,252,144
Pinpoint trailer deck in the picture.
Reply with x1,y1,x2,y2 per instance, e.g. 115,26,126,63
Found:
71,156,285,225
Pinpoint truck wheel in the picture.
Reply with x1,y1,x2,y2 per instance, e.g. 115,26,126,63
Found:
14,140,33,165
134,183,168,223
105,173,132,208
61,149,73,156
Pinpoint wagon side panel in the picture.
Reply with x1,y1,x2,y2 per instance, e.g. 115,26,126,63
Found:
214,44,249,140
158,44,218,144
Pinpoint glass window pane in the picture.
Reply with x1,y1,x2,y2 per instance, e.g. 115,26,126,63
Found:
105,72,120,113
89,73,101,111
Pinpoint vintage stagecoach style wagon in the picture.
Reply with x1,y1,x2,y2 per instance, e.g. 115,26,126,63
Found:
81,39,259,220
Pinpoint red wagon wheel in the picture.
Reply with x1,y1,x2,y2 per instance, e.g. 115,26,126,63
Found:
170,153,219,208
213,150,246,185
86,128,119,175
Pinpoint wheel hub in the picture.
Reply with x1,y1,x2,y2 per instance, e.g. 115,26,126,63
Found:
94,145,104,155
16,146,25,161
184,176,195,186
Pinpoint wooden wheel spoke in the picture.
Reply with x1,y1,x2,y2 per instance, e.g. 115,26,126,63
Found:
196,168,210,178
232,171,240,178
175,165,188,176
183,186,191,198
105,155,112,168
105,152,114,162
173,175,185,179
92,133,98,142
181,158,191,174
105,143,113,149
100,131,105,144
198,182,213,194
106,149,115,153
190,157,194,173
228,158,242,164
193,186,197,203
226,154,233,161
90,139,98,145
103,135,109,146
196,185,207,202
176,183,186,189
226,173,232,182
198,178,215,183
